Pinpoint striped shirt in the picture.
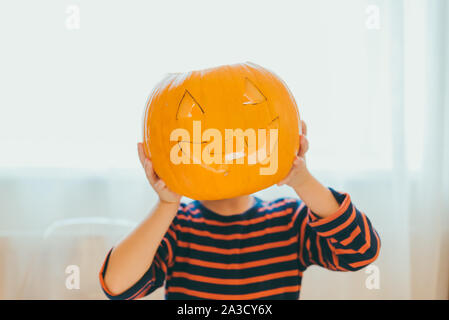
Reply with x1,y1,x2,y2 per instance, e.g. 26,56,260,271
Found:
99,188,381,300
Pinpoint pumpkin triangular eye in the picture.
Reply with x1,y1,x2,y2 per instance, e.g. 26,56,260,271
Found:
243,78,267,105
177,90,204,120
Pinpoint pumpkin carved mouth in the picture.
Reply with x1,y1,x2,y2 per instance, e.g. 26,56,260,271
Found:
175,116,280,175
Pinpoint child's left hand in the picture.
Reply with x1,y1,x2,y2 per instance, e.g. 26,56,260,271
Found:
277,120,310,188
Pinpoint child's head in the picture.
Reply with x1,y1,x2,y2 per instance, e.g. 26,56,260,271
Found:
143,62,300,200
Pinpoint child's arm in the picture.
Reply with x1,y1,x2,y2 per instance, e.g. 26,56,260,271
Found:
292,188,381,271
101,143,181,296
278,120,340,218
280,121,380,271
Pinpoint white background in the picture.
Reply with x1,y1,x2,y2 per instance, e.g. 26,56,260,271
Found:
0,0,401,171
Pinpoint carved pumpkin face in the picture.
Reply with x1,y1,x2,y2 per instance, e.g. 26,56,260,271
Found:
143,62,300,200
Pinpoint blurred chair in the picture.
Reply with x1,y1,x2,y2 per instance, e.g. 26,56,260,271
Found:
13,217,165,299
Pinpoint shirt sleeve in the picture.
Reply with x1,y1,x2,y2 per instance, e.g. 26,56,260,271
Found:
296,188,381,271
99,203,183,300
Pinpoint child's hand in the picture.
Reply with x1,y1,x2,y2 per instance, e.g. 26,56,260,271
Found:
137,142,182,204
277,120,310,188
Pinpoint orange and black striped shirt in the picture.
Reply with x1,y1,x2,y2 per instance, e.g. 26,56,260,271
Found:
99,188,381,300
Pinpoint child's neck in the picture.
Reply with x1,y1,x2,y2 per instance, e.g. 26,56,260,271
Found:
200,195,254,216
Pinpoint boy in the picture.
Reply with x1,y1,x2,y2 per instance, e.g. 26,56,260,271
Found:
99,120,381,299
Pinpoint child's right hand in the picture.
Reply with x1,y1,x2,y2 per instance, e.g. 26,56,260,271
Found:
137,142,182,204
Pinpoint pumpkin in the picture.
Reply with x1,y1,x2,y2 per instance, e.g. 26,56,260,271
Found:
143,62,300,200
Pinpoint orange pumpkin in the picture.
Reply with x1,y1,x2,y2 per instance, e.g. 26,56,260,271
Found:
143,62,300,200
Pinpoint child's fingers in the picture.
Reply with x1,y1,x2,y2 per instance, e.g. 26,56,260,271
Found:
298,135,309,158
301,120,307,136
137,143,147,167
154,179,165,191
138,142,153,166
297,121,307,156
277,159,296,186
143,158,158,186
138,142,169,194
